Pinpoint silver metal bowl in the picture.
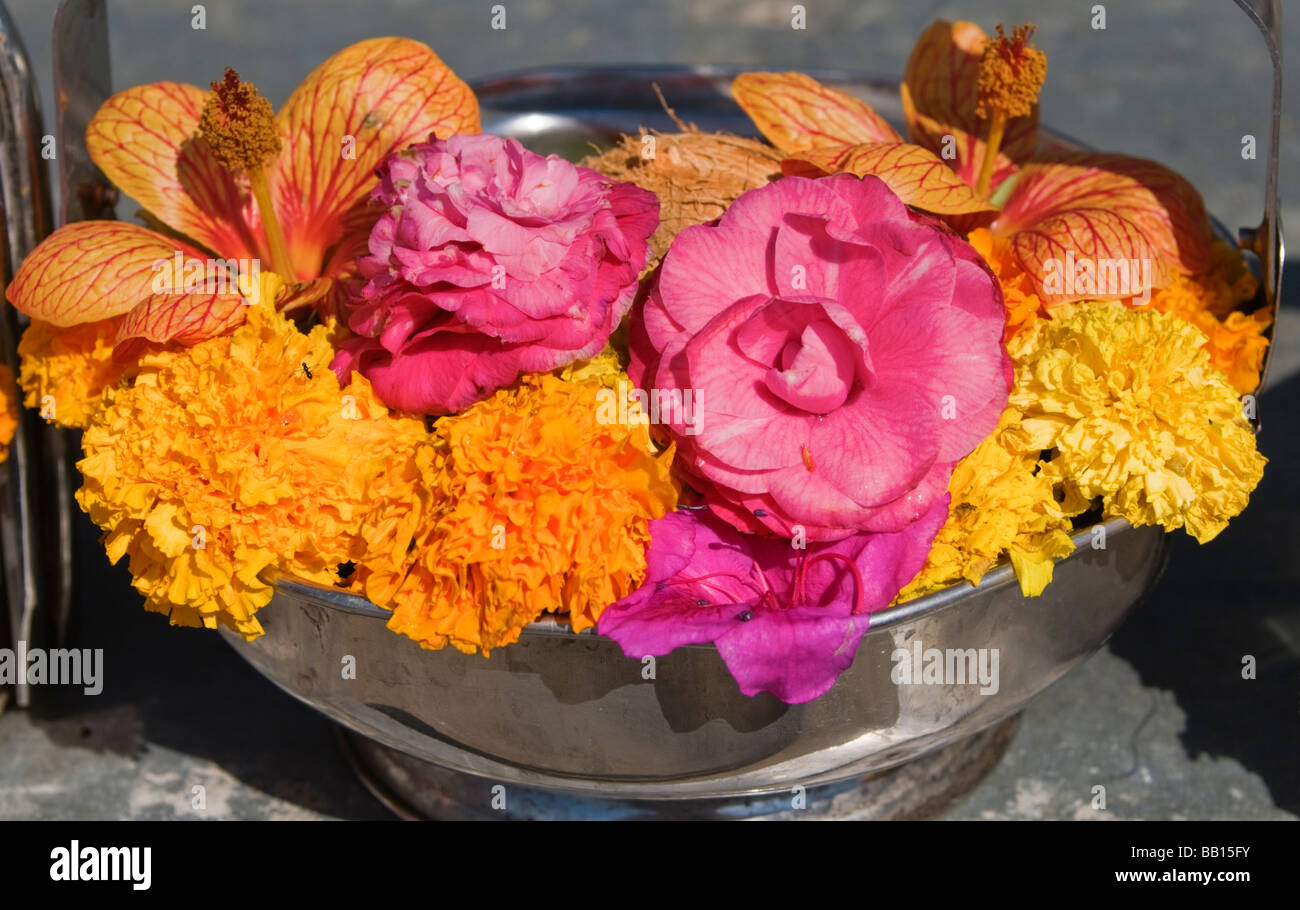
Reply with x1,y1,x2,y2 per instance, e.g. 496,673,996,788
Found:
225,519,1164,799
219,64,1274,804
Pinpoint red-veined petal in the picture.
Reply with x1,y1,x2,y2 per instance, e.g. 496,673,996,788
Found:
5,222,201,326
901,20,1038,189
114,290,247,350
731,72,900,155
994,152,1211,301
782,142,996,215
86,82,264,259
271,37,480,279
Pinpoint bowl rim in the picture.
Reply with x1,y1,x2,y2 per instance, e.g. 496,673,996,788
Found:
267,516,1141,635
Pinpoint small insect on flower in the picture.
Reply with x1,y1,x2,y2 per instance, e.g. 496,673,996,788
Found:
301,361,313,379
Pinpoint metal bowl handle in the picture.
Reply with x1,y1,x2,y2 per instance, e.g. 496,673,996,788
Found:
1232,0,1285,390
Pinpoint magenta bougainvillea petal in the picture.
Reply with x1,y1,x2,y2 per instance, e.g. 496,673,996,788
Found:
598,501,948,703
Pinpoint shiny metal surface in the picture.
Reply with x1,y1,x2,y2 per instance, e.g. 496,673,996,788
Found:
0,0,57,706
1230,0,1283,391
339,717,1021,820
54,0,115,224
225,519,1166,799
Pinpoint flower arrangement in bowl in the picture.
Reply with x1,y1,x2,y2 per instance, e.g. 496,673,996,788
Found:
4,19,1273,799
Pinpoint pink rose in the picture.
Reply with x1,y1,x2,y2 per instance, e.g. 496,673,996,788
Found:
333,134,658,414
630,174,1010,541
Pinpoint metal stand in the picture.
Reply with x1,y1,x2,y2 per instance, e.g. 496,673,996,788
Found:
339,716,1019,821
0,0,69,709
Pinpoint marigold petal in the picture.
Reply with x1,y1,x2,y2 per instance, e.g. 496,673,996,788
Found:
355,371,679,655
17,316,133,428
76,302,428,638
1008,301,1264,543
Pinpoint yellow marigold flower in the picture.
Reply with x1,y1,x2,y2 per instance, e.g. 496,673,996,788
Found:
76,302,427,638
973,229,1269,395
0,363,17,463
557,343,628,388
17,316,131,428
1137,240,1268,394
967,227,1046,342
1006,301,1265,543
360,372,679,656
898,407,1076,602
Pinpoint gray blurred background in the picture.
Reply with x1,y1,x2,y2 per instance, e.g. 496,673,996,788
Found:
0,0,1296,819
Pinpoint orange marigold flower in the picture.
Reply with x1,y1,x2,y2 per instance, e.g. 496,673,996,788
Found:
17,316,132,428
1135,240,1268,394
967,227,1046,341
358,371,679,656
76,302,427,638
0,363,18,463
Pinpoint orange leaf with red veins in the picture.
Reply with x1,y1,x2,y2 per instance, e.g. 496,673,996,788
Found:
1003,208,1173,304
994,153,1212,303
731,72,901,156
782,142,996,216
272,37,481,280
901,20,1038,189
114,288,248,350
5,222,206,327
86,82,264,260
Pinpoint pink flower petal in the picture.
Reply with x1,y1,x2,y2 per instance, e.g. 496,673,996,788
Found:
636,174,1008,539
340,134,658,414
598,499,947,703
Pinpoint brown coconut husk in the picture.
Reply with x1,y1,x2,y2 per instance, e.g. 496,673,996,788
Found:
581,122,783,267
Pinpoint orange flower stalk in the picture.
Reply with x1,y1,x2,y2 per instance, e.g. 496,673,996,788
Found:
5,39,479,426
198,68,295,279
974,24,1047,197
